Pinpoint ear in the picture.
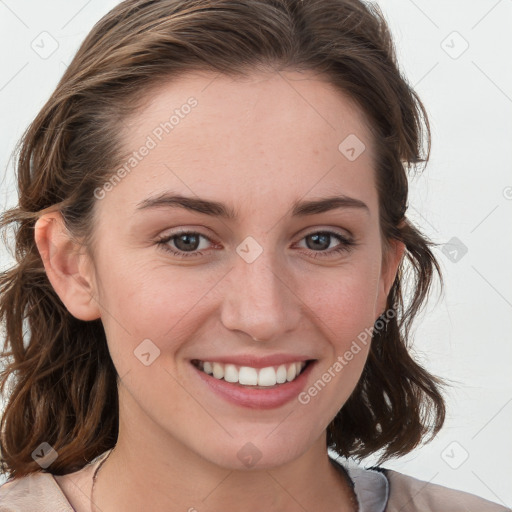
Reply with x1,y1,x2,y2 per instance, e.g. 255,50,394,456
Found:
375,236,406,318
34,212,101,321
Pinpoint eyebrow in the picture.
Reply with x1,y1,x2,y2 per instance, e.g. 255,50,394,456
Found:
135,193,370,219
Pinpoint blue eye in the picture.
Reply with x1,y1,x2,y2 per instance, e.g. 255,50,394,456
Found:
156,230,356,259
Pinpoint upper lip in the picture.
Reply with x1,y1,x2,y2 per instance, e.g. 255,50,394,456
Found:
191,354,314,368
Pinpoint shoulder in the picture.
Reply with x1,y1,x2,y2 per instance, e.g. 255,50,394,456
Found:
383,468,511,512
0,449,111,511
330,453,509,512
0,472,73,511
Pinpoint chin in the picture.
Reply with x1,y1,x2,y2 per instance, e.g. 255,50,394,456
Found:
193,427,318,471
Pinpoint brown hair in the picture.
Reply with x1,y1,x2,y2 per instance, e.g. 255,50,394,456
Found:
0,0,445,479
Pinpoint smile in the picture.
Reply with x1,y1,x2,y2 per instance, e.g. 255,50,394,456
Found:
192,359,309,387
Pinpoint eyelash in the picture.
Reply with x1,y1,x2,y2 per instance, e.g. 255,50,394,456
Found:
155,229,357,259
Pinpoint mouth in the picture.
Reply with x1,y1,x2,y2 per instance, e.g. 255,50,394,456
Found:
191,359,313,389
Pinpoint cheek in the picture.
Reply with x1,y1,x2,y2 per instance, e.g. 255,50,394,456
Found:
96,253,213,328
297,257,382,343
92,255,215,375
293,256,380,398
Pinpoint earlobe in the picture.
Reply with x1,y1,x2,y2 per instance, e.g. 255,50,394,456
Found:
34,212,101,321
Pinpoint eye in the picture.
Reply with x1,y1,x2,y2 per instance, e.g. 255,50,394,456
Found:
295,231,356,258
156,230,213,259
155,229,357,259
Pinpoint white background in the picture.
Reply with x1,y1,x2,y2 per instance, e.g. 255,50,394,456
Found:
0,0,511,505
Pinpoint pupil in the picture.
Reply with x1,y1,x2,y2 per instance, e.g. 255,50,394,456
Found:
176,234,198,251
308,233,329,251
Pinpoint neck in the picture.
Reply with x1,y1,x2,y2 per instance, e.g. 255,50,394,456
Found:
91,389,357,512
93,443,356,512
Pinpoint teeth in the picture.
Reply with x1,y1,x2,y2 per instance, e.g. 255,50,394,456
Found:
286,363,297,382
224,364,238,383
197,360,308,387
239,366,258,385
212,362,224,379
258,367,277,386
276,365,287,384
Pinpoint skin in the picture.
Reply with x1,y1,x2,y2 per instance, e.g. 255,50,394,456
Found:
35,70,405,511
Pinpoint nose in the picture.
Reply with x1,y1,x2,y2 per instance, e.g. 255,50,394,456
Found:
219,248,302,343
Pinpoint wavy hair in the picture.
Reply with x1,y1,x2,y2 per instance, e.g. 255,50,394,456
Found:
0,0,445,478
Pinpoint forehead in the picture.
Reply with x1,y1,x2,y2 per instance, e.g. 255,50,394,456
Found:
102,70,378,218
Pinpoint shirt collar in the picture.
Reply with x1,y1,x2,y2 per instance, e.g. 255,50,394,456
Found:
329,453,389,512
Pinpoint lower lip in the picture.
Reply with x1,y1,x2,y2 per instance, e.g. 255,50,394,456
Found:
192,362,315,409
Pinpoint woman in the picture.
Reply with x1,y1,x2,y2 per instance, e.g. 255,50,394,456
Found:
0,0,507,510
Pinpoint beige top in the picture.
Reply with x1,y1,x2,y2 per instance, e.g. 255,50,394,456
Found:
0,449,509,511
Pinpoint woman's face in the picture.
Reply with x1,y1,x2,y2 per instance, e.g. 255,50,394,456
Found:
86,70,402,469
